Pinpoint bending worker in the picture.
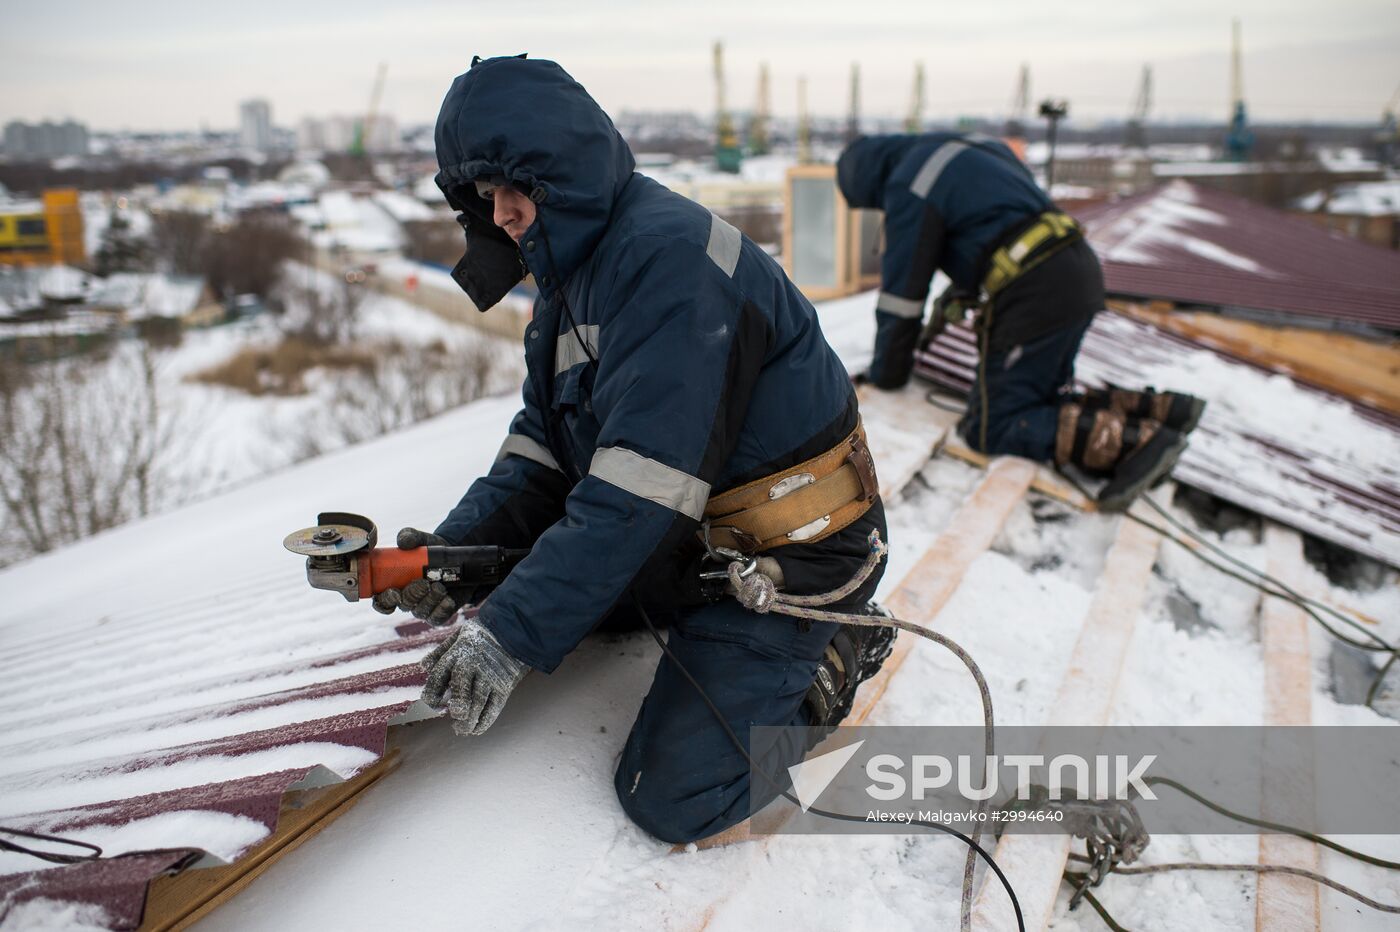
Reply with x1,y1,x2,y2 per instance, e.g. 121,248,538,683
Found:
373,56,893,844
837,133,1204,510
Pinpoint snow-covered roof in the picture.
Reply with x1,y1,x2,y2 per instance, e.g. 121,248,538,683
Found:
1077,181,1400,332
1296,179,1400,217
37,265,94,301
312,190,402,253
276,160,332,188
89,273,207,319
1,291,1397,930
371,190,435,223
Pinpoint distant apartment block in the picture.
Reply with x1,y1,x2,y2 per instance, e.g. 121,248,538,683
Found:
239,98,274,151
2,120,89,159
296,114,399,154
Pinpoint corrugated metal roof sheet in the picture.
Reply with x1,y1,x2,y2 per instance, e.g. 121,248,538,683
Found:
1076,181,1400,333
916,312,1400,567
0,582,447,928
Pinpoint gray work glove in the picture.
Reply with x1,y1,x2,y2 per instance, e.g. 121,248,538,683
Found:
420,618,531,736
372,527,462,627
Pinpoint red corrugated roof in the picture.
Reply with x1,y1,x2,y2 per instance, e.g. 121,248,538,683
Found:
916,313,1400,568
0,609,449,928
1075,181,1400,333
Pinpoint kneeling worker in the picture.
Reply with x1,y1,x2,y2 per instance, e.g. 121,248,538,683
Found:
836,133,1204,510
373,56,892,844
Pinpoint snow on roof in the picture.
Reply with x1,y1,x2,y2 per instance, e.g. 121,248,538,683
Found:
371,190,435,223
1077,181,1400,333
314,190,402,253
0,394,523,926
917,311,1400,567
276,161,332,188
2,290,1397,928
1296,179,1400,217
37,265,94,301
89,274,207,319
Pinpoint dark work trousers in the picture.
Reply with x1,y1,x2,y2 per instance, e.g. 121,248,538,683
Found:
958,315,1096,461
611,530,885,844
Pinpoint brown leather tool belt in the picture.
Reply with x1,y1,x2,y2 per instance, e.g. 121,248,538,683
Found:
701,420,879,554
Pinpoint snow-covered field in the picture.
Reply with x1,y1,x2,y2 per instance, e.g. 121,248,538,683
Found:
1,290,1397,930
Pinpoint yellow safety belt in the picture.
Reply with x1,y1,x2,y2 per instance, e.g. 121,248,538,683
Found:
982,212,1081,299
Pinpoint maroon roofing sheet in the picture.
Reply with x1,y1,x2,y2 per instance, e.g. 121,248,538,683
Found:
1074,181,1400,333
916,312,1400,568
0,600,450,929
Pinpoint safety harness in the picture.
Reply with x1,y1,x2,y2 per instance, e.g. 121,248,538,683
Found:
700,420,879,555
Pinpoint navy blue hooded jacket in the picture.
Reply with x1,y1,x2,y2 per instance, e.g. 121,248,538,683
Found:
837,134,1102,387
431,57,881,673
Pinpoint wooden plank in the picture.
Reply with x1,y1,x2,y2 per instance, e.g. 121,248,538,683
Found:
1255,524,1320,932
939,435,1095,512
970,505,1164,931
1112,300,1400,415
139,749,402,932
856,382,961,501
690,456,1035,854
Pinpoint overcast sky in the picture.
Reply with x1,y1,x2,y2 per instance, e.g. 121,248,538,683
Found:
3,0,1397,131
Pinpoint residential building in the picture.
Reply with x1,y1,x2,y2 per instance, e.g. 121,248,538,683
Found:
239,99,274,151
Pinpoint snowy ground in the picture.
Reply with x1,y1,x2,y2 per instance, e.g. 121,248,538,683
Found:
1,290,1398,930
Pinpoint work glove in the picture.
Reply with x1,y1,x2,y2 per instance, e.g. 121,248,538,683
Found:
372,527,462,626
420,618,531,736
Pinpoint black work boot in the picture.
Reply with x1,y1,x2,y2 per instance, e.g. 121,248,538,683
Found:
803,605,897,742
1055,403,1189,513
1073,384,1206,435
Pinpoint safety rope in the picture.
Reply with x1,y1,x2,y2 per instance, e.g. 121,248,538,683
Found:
723,531,997,932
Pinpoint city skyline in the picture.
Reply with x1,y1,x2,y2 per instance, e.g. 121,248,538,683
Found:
2,0,1397,133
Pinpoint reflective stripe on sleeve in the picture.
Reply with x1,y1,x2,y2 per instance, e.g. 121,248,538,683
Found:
589,446,710,521
876,291,926,319
496,433,561,472
555,324,600,375
705,211,742,278
910,141,969,198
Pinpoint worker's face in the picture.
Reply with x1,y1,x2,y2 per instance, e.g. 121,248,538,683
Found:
487,186,536,243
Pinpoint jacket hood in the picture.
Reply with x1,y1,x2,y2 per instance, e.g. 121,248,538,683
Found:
434,56,636,310
836,135,921,209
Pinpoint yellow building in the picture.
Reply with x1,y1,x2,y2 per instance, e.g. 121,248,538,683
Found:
0,188,86,266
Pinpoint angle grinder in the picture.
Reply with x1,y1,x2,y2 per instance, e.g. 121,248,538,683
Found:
283,512,528,602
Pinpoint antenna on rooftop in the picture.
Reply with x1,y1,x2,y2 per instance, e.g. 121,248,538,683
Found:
712,41,742,173
1225,19,1254,161
1125,64,1152,150
846,63,861,143
797,76,812,164
904,62,926,134
1005,64,1030,138
748,62,771,156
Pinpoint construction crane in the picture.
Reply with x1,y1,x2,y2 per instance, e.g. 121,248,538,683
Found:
1224,19,1254,161
846,62,861,143
904,62,925,134
712,41,743,174
351,62,388,158
797,76,812,164
1005,64,1030,139
1377,81,1400,167
1125,64,1152,150
747,62,771,156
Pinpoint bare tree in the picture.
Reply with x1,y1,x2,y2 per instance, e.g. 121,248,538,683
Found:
149,209,212,276
282,338,498,460
402,218,465,267
202,211,306,300
0,344,186,564
279,269,370,346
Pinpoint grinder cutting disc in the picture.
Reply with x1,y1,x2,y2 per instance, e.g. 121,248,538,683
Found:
283,524,373,557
